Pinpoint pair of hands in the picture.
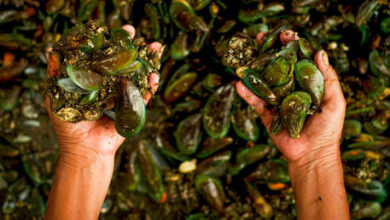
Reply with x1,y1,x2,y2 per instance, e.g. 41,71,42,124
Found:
47,27,346,166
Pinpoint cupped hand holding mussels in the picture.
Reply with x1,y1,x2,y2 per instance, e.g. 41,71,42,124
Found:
222,25,325,138
46,21,163,138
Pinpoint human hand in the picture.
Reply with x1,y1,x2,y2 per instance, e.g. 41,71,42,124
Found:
236,31,346,166
45,25,162,161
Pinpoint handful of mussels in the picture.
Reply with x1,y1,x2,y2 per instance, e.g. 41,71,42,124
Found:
222,26,325,138
46,21,162,137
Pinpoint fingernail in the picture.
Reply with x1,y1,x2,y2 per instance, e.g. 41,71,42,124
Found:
322,51,329,66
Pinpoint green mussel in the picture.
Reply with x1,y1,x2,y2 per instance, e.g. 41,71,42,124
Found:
115,79,146,138
280,91,312,138
294,60,324,107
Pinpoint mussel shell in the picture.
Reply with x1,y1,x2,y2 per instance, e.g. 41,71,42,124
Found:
380,17,390,34
280,91,311,138
273,75,295,100
238,3,285,24
175,113,202,155
29,188,45,215
164,72,197,103
343,120,362,139
196,151,232,177
22,156,45,185
171,31,190,60
2,194,16,214
203,73,222,90
137,141,164,202
236,144,271,167
260,24,289,53
80,91,99,105
242,68,278,105
169,0,208,32
0,86,21,111
111,27,133,49
115,79,146,138
364,117,388,135
125,150,140,191
159,139,190,162
93,49,138,75
362,75,385,98
262,56,293,86
78,0,99,21
113,0,134,21
246,159,290,183
66,65,103,92
195,175,225,213
369,50,390,76
298,38,315,58
79,33,104,53
294,59,324,107
231,101,259,141
278,47,298,63
202,84,235,138
351,200,382,219
347,179,387,203
57,78,89,94
143,3,161,40
196,136,233,159
355,0,381,26
250,51,277,72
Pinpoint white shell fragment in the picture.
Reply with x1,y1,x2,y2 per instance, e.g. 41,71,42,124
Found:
179,159,197,173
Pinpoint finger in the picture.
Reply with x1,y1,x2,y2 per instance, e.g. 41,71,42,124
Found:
149,42,163,59
45,47,53,61
280,30,299,45
142,73,160,104
143,91,152,104
256,32,266,45
314,50,346,107
149,73,159,94
236,82,273,129
122,24,136,39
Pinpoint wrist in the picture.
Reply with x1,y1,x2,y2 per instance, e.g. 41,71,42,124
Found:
288,144,343,181
58,145,115,169
288,144,350,220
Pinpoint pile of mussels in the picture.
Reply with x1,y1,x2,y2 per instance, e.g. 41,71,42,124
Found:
0,0,389,219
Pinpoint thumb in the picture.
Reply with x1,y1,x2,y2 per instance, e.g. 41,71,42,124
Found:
314,50,346,111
